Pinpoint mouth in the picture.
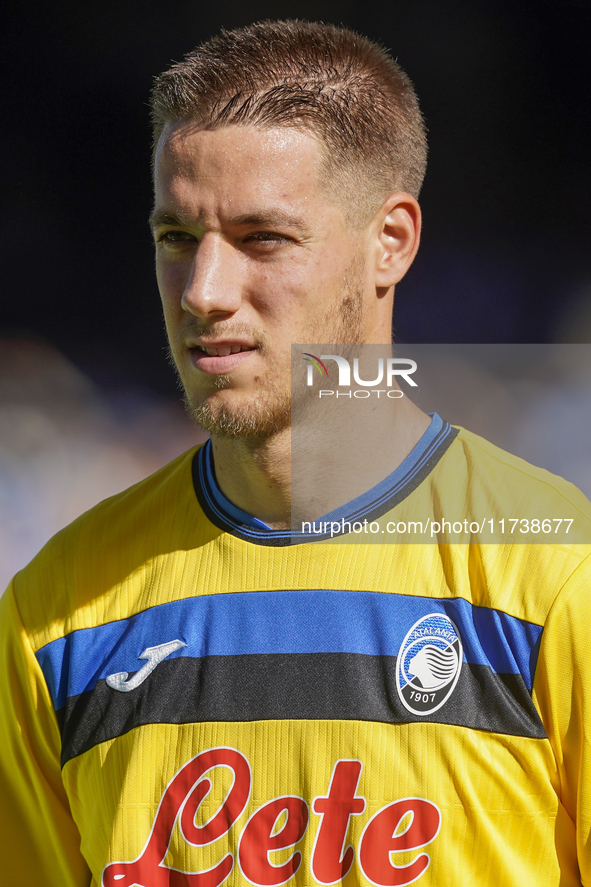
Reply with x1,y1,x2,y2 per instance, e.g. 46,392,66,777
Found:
195,343,255,357
188,341,258,374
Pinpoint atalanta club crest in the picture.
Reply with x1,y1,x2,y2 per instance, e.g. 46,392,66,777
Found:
396,613,463,716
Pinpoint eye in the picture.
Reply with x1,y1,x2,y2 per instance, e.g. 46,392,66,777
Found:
157,230,197,245
244,232,291,246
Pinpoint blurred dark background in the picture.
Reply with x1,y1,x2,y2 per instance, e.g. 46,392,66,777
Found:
3,0,591,397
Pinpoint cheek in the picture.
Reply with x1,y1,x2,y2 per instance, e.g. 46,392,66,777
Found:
156,274,186,338
156,266,194,337
156,254,193,304
248,260,322,317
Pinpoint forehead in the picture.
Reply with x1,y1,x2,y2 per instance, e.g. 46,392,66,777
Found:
153,123,331,218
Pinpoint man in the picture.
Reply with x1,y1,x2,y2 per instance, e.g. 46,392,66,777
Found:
0,20,589,887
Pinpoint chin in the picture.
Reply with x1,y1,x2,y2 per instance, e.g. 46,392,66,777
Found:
185,390,291,441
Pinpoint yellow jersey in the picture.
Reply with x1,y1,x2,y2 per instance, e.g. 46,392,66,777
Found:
1,417,590,886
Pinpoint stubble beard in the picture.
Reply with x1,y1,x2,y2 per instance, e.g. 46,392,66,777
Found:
168,329,290,443
187,363,290,442
169,256,366,442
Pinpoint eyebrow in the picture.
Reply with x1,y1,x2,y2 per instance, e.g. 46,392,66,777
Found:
229,210,311,235
148,210,193,230
148,207,312,236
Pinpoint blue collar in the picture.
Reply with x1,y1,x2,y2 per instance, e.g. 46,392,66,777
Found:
193,414,457,546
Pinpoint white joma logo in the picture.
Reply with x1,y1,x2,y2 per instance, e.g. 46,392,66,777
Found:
106,639,187,692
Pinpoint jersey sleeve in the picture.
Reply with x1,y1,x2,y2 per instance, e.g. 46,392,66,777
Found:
533,551,591,884
0,581,91,887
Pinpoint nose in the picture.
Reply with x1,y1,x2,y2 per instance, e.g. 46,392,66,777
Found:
181,233,242,318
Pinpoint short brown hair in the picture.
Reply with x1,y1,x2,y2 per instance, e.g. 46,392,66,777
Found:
150,20,427,223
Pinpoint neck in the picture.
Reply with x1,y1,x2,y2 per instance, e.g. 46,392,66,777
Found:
211,430,293,529
210,395,430,530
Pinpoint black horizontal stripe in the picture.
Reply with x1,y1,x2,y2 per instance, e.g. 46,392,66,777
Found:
57,652,546,766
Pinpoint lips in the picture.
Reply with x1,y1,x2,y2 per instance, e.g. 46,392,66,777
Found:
188,341,258,374
197,344,254,357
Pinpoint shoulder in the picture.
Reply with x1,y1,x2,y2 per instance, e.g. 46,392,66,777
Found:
11,446,212,647
447,425,591,521
423,426,591,620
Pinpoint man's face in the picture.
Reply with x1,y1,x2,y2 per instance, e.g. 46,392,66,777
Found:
152,123,380,439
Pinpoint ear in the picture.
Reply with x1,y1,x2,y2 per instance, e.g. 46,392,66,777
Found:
373,193,422,289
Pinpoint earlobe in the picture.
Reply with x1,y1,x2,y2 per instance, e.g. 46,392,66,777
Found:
374,193,422,289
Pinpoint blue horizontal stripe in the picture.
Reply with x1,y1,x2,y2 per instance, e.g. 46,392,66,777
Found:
36,591,543,712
